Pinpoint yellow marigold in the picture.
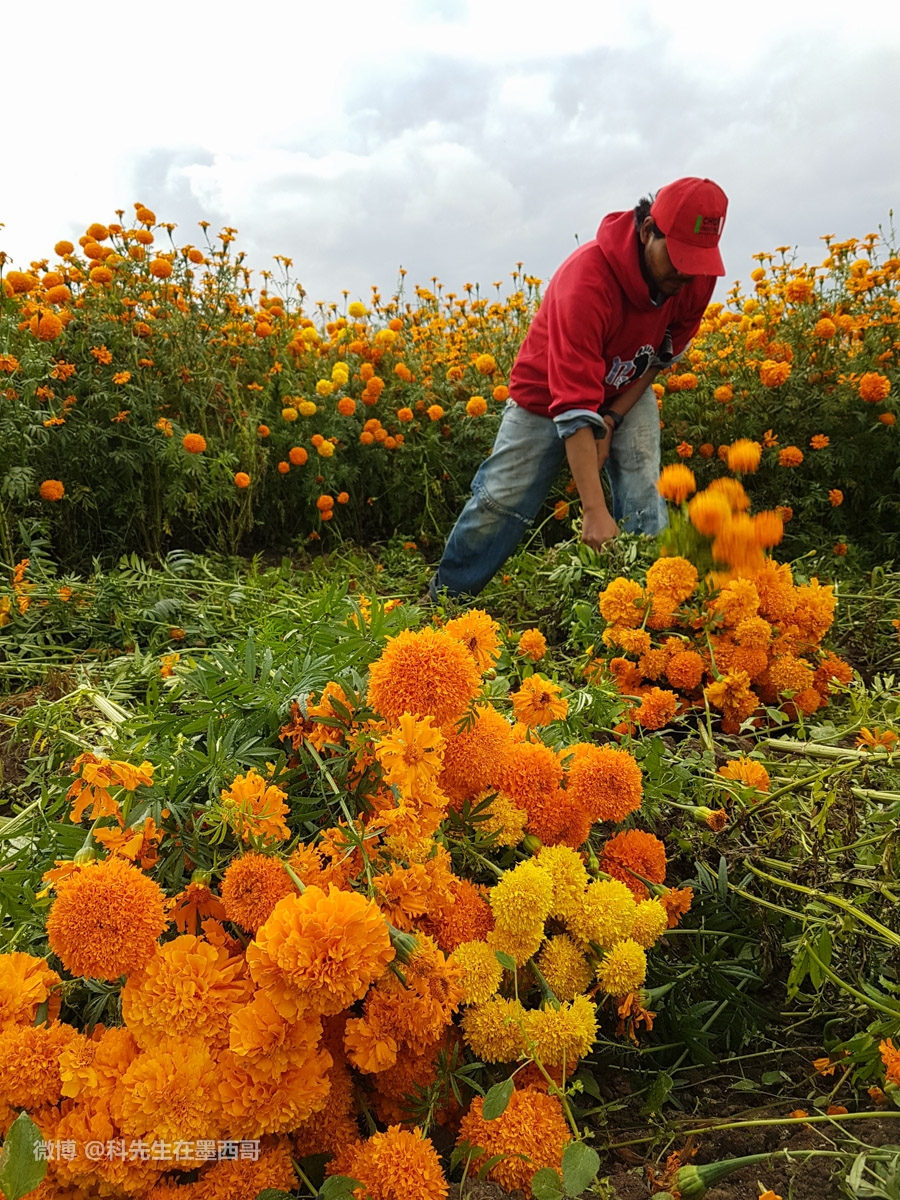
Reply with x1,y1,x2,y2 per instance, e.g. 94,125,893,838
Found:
375,712,446,796
630,899,668,948
719,756,770,792
657,463,696,503
282,405,299,421
221,853,294,931
444,608,501,670
536,934,593,1001
646,556,698,604
688,489,732,536
793,578,836,643
759,359,791,387
122,935,251,1050
368,626,482,724
598,577,646,627
220,768,289,844
487,921,545,967
714,577,760,626
726,438,763,474
248,884,394,1019
39,479,65,501
299,399,318,416
517,628,548,662
599,829,667,900
564,742,642,823
182,432,207,453
705,669,759,732
466,394,488,416
859,372,891,403
457,1088,569,1195
769,653,815,696
451,940,504,1005
461,995,527,1061
597,938,647,995
0,953,61,1029
489,860,553,934
477,790,528,848
475,353,497,374
149,257,173,279
566,878,636,949
511,675,568,726
523,994,598,1065
47,858,166,980
536,845,589,920
602,625,652,656
0,1020,79,1109
778,445,804,467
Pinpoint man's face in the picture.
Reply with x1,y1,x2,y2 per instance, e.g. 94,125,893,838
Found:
640,217,694,297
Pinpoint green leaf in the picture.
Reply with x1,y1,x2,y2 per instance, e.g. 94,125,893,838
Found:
0,1111,47,1200
317,1178,364,1200
482,1077,514,1120
761,1070,791,1086
494,951,516,972
530,1167,565,1200
642,1070,674,1115
256,1191,294,1200
561,1141,600,1194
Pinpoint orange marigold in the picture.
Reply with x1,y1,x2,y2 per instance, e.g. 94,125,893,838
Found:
859,372,891,403
719,756,770,792
39,479,65,501
633,687,679,730
645,556,698,605
759,359,791,387
598,578,646,628
221,853,295,931
726,439,762,474
330,1126,448,1200
182,432,207,453
457,1088,569,1196
564,743,642,823
367,626,482,725
778,445,804,467
665,649,704,692
657,463,696,503
599,829,666,900
444,609,501,671
0,953,61,1029
47,858,166,980
518,628,548,661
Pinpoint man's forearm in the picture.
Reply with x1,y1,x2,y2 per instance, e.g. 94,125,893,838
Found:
564,426,608,513
604,369,659,421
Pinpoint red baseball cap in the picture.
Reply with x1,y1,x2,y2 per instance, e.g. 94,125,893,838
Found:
650,177,728,276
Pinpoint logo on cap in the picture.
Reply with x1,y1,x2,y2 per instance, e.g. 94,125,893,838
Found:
693,215,725,237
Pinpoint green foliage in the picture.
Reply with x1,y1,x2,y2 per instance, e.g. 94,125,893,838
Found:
0,1112,46,1200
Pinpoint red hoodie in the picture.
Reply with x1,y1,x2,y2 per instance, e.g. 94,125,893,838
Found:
510,209,716,419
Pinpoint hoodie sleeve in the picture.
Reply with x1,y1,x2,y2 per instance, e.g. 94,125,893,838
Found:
540,258,613,418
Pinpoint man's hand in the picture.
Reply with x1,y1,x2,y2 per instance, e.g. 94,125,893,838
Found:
581,503,618,550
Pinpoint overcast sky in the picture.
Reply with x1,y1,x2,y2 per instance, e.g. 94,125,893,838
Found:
4,0,900,308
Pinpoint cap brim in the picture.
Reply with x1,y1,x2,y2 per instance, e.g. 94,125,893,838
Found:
666,238,726,277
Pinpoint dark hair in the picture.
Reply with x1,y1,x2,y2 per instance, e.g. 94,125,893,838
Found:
634,194,662,237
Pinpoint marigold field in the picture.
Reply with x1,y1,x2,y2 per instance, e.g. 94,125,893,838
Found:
0,207,899,1200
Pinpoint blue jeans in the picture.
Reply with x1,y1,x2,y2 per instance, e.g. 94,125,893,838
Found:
431,388,667,598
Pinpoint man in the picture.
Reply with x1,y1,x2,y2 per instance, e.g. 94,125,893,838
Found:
430,176,728,600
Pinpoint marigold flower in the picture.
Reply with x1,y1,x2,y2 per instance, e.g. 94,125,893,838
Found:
368,626,482,725
0,1020,79,1109
488,921,545,967
630,898,668,948
234,471,251,488
566,878,636,949
726,439,762,474
665,649,704,692
317,440,335,457
248,885,394,1019
397,406,414,422
451,940,504,1005
47,858,166,980
39,479,65,501
597,938,647,995
657,463,696,503
646,556,698,605
688,489,732,536
282,405,299,422
332,1125,448,1200
598,577,646,628
778,445,804,467
457,1088,569,1196
676,441,693,458
523,994,598,1065
536,934,593,1001
859,372,891,403
511,675,568,726
490,860,553,934
713,383,734,403
425,877,494,952
759,359,791,387
149,257,173,279
660,885,693,928
182,432,207,453
466,394,488,416
707,476,751,512
0,952,61,1029
564,742,642,823
879,412,896,426
444,609,501,670
221,853,294,931
30,311,63,340
220,768,289,843
719,755,770,792
375,712,446,796
809,433,830,450
634,686,679,730
55,240,75,255
599,829,667,900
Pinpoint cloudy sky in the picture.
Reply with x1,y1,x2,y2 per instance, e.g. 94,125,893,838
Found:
4,0,900,307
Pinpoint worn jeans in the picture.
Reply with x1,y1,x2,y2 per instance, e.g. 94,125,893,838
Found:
431,386,667,598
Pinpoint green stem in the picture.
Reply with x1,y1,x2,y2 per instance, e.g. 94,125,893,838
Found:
607,1109,900,1150
807,947,900,1018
